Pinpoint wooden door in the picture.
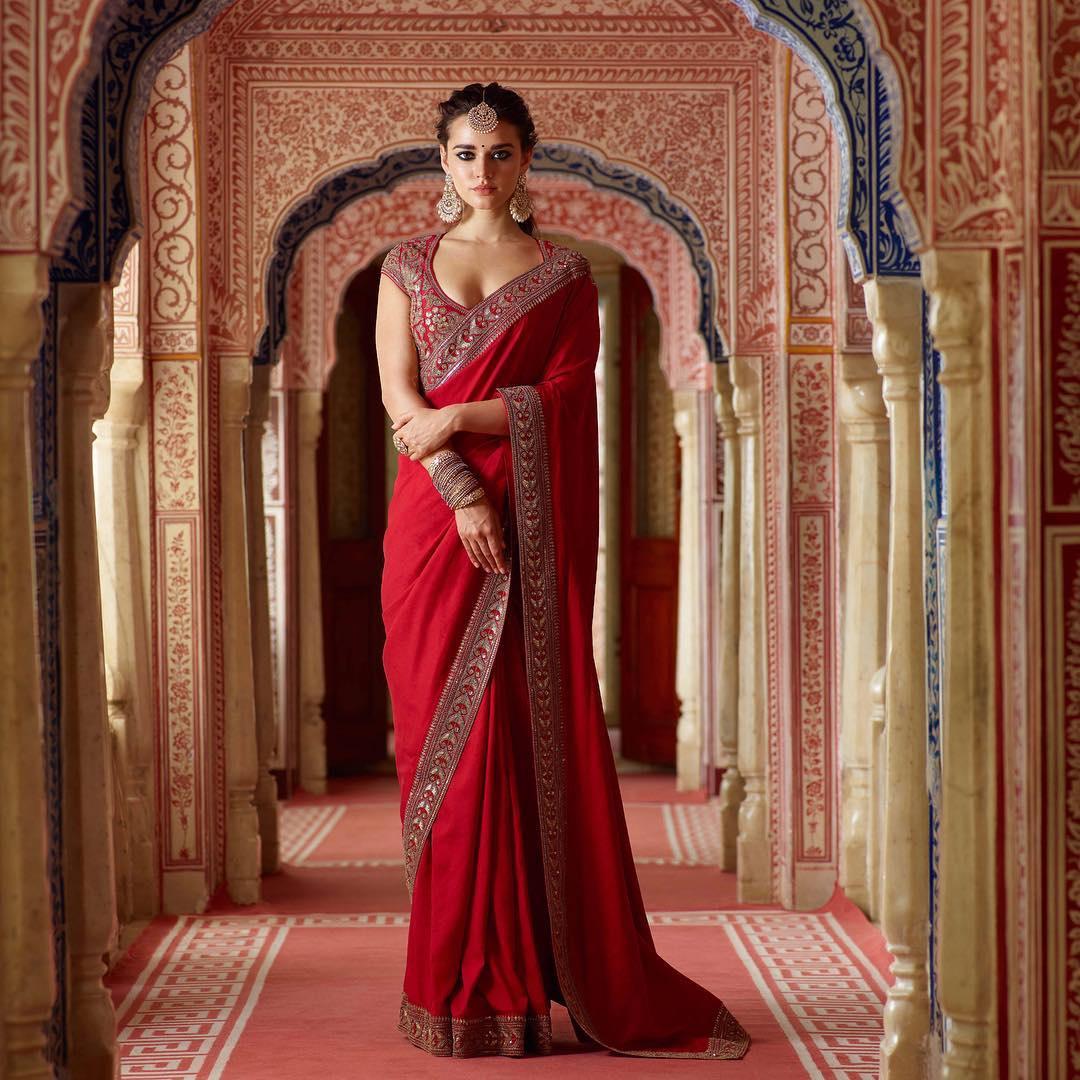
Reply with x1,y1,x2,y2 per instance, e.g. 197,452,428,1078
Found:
617,264,681,765
317,265,388,774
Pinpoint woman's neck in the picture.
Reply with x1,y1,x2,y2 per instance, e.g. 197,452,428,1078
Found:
444,210,523,245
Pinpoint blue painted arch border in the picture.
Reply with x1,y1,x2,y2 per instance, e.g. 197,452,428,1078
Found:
726,0,920,279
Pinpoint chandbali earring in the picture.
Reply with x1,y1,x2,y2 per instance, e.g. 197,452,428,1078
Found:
437,172,463,223
508,172,534,223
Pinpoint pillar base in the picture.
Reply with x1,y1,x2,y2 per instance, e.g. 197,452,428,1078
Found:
718,765,743,871
736,789,771,903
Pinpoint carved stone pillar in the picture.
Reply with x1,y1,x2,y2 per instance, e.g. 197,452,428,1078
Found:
92,350,157,920
105,666,134,941
730,355,770,902
924,249,996,1078
673,390,703,791
245,363,280,872
713,364,742,868
868,665,886,921
0,253,54,1079
56,280,118,1078
219,354,261,903
836,353,888,913
862,277,929,1080
296,389,328,794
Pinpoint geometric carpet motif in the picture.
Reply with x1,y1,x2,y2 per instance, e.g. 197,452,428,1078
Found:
110,775,890,1078
280,799,727,868
113,907,886,1078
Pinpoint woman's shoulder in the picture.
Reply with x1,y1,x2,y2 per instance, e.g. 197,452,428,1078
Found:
380,233,436,291
543,238,594,283
383,233,436,262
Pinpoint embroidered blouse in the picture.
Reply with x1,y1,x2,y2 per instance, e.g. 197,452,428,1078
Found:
379,231,591,394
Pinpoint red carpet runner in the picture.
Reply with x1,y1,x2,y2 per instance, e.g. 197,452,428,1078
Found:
107,775,891,1077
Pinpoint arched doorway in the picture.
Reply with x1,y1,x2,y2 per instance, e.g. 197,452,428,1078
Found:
318,264,390,774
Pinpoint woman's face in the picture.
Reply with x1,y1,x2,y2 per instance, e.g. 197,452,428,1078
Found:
439,114,533,216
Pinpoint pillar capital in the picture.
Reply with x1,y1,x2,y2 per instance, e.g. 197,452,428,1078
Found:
838,352,888,442
862,277,922,404
249,362,271,427
713,363,737,438
220,353,253,429
672,388,695,443
922,249,990,388
729,355,761,435
0,254,48,390
296,386,324,448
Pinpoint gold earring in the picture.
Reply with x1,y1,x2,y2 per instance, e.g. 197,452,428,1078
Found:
509,172,533,223
437,172,463,223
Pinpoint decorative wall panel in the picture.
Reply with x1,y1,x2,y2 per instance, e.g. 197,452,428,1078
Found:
200,4,777,368
146,54,200,356
768,54,839,908
1045,241,1080,1077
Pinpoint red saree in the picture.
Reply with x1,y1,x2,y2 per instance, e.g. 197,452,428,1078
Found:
379,231,750,1060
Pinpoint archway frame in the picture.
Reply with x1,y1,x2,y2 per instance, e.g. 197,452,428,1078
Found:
255,143,729,373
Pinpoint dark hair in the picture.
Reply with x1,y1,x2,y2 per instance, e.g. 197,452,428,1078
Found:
435,82,538,235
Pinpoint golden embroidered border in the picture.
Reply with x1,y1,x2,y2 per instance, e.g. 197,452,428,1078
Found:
424,247,590,393
398,993,553,1058
400,570,511,896
496,383,749,1060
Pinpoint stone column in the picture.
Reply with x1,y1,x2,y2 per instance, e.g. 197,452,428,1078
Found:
56,280,118,1078
245,363,280,872
924,249,996,1078
92,351,157,920
673,390,703,791
836,353,888,913
105,666,134,941
730,355,770,902
219,354,261,903
862,277,929,1080
296,389,328,794
714,363,742,868
868,665,887,921
0,253,55,1079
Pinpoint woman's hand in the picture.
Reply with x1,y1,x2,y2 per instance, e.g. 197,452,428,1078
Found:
455,495,508,574
392,406,458,461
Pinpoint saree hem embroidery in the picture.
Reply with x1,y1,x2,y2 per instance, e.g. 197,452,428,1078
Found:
397,994,553,1058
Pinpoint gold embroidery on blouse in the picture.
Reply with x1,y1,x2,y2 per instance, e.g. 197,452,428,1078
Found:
380,235,590,394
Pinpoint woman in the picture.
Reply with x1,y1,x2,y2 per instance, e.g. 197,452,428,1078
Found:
375,81,750,1061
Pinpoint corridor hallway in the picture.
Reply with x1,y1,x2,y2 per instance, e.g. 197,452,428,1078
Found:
105,772,890,1078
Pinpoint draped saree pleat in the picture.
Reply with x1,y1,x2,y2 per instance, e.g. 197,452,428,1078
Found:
380,232,750,1060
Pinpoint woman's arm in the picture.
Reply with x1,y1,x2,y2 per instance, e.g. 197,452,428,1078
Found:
374,273,508,574
443,398,510,438
374,274,441,465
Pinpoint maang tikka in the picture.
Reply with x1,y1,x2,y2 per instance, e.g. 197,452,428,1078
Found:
467,86,499,133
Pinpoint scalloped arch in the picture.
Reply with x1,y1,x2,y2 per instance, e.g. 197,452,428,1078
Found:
54,0,235,285
255,142,727,366
724,0,922,278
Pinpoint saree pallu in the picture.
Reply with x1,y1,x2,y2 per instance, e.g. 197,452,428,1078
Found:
380,233,750,1060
